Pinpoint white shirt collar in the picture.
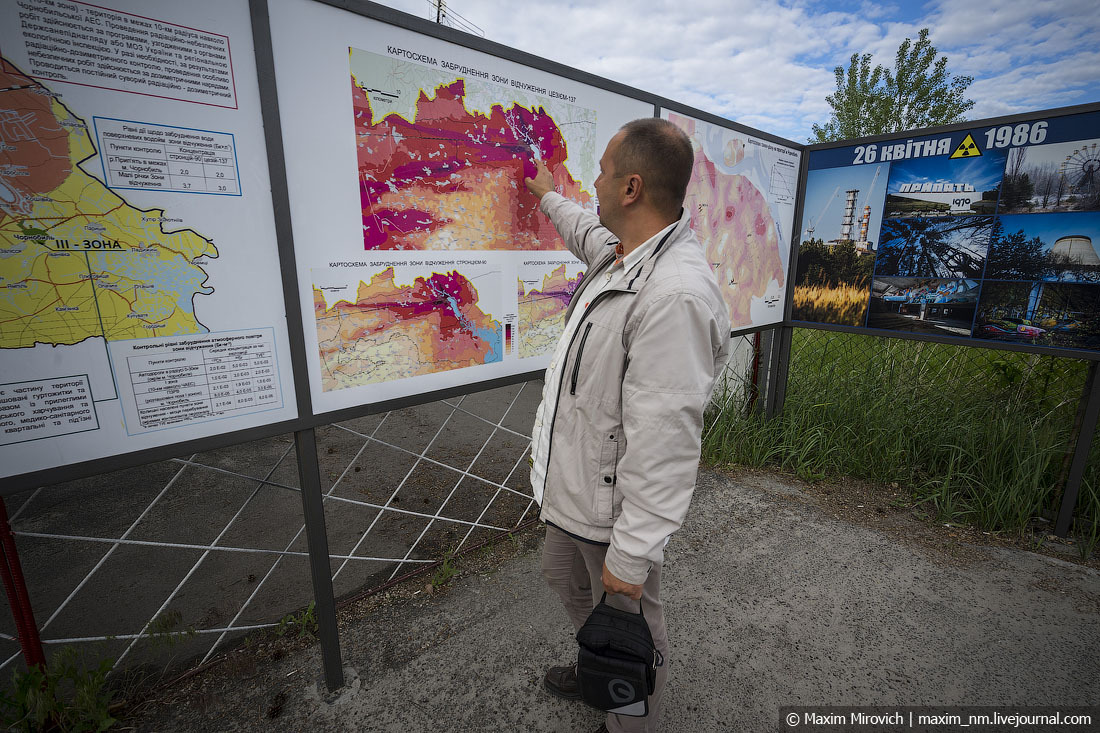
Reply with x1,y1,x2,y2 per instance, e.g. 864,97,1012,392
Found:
615,219,678,275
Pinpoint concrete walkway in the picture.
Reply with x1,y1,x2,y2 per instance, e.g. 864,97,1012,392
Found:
132,468,1100,732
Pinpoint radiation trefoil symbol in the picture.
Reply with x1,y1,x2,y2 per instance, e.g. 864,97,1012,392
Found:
950,134,982,159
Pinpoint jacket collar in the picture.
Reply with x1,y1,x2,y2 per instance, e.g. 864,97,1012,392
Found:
615,207,692,293
565,207,693,325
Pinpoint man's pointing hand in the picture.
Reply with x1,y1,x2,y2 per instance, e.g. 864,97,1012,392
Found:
524,159,554,200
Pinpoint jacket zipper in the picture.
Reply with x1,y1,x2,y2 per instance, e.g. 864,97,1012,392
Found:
569,323,593,395
540,225,679,521
542,286,618,513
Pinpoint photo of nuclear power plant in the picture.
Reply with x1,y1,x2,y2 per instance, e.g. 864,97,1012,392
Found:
793,163,887,326
801,163,886,254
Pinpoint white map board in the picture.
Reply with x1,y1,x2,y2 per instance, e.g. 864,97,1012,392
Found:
267,0,654,417
0,0,298,479
662,110,801,330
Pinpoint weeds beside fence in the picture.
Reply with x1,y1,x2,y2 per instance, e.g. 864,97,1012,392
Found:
704,328,1099,558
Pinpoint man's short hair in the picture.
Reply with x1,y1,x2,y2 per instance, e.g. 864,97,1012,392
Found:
612,118,694,217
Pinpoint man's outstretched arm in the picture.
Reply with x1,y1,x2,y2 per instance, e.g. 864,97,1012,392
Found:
524,160,615,266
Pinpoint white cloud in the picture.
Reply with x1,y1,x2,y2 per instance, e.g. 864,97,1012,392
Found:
367,0,1100,142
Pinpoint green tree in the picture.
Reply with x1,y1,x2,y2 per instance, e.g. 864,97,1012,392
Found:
986,224,1050,281
811,29,975,143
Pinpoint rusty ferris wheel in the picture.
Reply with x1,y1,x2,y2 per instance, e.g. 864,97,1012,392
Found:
1060,142,1100,198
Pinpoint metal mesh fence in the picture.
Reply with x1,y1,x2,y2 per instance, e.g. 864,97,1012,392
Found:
0,333,760,685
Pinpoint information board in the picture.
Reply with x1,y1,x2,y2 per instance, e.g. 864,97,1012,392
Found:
266,0,654,416
0,0,298,479
794,108,1100,354
662,109,801,331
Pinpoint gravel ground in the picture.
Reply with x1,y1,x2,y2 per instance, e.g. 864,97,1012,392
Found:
121,466,1100,732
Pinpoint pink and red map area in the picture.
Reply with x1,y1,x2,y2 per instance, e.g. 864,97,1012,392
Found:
352,78,590,250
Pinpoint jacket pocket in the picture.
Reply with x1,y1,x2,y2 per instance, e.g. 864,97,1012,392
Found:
595,432,619,521
570,323,593,396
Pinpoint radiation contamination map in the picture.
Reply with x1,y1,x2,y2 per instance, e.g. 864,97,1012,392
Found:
0,0,298,481
665,111,800,329
305,45,608,396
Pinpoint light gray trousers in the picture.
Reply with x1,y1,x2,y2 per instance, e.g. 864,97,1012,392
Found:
541,524,669,733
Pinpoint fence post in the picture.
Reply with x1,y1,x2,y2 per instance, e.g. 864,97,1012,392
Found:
0,498,46,670
1055,361,1100,537
295,428,344,691
765,325,793,420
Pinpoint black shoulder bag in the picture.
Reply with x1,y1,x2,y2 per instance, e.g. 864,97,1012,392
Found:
575,593,664,717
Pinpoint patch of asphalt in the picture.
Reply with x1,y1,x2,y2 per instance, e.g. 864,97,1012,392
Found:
126,467,1100,732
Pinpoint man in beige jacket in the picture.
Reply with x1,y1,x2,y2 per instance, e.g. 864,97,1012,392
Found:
524,118,730,733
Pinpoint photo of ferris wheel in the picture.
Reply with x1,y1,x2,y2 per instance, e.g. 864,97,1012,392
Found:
1001,138,1100,214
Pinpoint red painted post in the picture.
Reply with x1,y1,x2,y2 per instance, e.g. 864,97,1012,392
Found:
0,498,46,669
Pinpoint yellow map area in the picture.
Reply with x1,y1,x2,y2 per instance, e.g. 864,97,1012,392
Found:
0,62,216,349
517,264,582,358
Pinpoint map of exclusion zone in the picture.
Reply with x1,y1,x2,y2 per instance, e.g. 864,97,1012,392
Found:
517,262,584,358
314,266,503,390
666,112,796,328
0,57,217,350
350,48,596,251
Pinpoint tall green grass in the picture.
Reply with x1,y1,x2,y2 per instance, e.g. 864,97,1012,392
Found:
704,330,1099,558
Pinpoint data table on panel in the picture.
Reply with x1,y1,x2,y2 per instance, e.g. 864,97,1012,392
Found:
168,152,240,195
204,346,278,412
126,341,278,431
102,144,240,194
95,118,242,195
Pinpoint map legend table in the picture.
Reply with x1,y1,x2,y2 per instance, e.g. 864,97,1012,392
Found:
116,330,283,434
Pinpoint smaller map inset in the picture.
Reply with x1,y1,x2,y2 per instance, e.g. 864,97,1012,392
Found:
313,265,502,390
517,261,584,358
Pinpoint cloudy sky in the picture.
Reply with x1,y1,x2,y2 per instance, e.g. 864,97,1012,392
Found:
369,0,1100,143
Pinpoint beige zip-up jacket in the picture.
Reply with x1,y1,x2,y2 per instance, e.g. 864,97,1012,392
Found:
537,192,730,585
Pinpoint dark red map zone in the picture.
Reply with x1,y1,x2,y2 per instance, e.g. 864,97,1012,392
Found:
352,78,590,250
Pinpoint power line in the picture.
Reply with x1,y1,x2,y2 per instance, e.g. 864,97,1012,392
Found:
424,0,485,36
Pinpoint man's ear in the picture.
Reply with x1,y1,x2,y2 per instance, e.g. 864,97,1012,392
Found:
623,174,643,205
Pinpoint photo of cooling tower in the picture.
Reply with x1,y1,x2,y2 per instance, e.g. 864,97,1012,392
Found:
1000,138,1100,214
869,278,979,336
883,153,1006,218
974,281,1100,350
792,163,887,326
986,212,1100,283
875,216,993,278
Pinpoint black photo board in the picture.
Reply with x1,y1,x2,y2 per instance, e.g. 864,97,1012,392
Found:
793,104,1100,359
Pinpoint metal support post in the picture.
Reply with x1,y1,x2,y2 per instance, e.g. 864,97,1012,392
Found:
295,428,344,690
765,325,794,420
1055,362,1100,537
0,498,46,669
